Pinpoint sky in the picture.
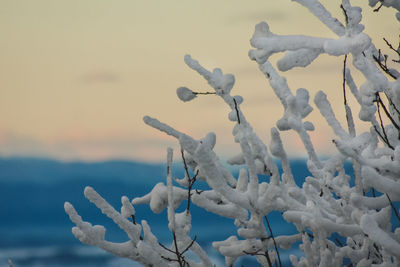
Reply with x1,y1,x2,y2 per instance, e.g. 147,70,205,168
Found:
0,0,398,162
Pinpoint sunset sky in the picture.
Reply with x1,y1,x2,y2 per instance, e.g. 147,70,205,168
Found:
0,0,398,162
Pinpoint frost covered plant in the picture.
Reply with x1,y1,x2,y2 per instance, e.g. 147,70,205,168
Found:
65,0,400,266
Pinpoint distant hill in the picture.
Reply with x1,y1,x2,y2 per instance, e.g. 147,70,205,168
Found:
0,156,320,185
0,157,166,184
0,158,171,247
0,157,346,266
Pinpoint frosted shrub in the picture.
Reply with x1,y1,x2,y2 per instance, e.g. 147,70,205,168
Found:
65,0,400,266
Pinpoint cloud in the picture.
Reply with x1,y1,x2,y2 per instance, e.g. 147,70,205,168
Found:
78,70,120,84
0,131,178,163
0,132,62,159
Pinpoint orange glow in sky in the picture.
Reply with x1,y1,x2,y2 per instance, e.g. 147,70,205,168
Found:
0,0,397,162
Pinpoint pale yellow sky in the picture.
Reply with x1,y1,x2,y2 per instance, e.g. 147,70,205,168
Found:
0,0,397,162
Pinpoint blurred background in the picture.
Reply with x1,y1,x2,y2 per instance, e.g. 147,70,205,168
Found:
0,0,397,161
0,0,398,266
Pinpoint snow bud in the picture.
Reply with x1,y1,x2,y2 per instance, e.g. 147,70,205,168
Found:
228,110,239,122
177,86,197,102
221,73,235,94
121,196,135,219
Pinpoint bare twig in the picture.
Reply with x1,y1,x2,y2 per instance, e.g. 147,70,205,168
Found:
376,94,400,131
386,194,400,222
373,53,398,80
233,98,241,124
161,236,197,266
384,93,400,116
181,149,191,179
181,235,197,255
186,171,198,211
373,125,389,148
263,251,273,267
264,216,282,267
340,4,348,25
375,94,394,149
160,233,197,267
243,249,273,267
173,232,185,267
194,91,216,95
343,55,348,107
342,54,356,136
383,37,400,63
159,242,178,254
181,149,199,212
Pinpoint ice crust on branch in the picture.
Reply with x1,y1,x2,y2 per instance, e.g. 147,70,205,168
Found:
66,0,400,266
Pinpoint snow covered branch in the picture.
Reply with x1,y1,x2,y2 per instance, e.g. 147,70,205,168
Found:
66,0,400,266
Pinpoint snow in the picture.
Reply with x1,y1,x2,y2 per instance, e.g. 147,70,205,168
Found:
121,196,135,219
360,214,400,257
177,86,197,102
65,1,400,266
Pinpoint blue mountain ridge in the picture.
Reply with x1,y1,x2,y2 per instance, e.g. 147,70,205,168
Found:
0,157,353,266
